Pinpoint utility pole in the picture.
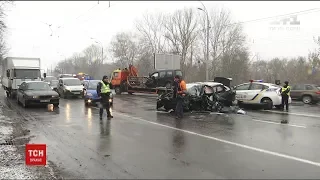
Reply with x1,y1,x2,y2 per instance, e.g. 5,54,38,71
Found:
198,4,210,82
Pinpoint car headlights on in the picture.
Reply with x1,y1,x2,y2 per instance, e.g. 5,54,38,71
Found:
32,96,39,99
65,87,71,91
109,99,112,102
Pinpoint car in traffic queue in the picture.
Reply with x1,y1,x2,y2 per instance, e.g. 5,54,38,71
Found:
49,80,59,91
233,80,292,110
44,76,57,84
290,84,320,104
83,80,114,106
57,78,84,99
16,81,60,108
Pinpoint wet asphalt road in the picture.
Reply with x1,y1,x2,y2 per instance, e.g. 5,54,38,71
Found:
1,90,320,179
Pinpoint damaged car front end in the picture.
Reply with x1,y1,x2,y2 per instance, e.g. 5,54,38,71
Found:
157,81,236,113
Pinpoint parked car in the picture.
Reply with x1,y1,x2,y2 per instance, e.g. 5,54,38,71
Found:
49,80,59,91
157,81,235,112
145,69,183,88
83,80,114,106
57,78,84,99
234,80,292,110
16,81,59,108
290,84,320,104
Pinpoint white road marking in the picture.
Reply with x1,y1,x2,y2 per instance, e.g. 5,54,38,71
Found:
262,110,320,119
251,118,307,128
113,111,320,167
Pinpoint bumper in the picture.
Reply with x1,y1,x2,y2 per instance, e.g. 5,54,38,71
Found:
26,98,59,105
85,97,113,105
64,90,83,96
270,96,292,106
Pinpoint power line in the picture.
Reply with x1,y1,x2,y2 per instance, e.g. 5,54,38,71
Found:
225,8,320,27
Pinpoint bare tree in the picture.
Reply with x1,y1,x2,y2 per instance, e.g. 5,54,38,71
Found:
163,8,199,80
110,32,139,68
135,12,168,54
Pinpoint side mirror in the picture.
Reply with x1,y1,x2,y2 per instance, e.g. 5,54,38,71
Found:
43,73,47,78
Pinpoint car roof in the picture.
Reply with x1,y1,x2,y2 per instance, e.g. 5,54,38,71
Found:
60,78,79,80
24,81,46,83
237,82,279,87
196,82,223,86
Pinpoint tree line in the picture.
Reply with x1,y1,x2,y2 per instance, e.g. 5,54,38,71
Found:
53,7,320,85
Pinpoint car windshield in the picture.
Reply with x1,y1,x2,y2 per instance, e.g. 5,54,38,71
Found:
14,69,41,79
50,80,58,86
87,81,100,89
26,82,51,90
45,76,57,82
63,79,81,86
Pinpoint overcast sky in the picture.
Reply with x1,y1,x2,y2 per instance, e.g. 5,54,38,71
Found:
4,1,320,71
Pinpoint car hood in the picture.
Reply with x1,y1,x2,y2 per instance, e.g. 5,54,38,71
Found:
65,85,83,91
25,90,59,96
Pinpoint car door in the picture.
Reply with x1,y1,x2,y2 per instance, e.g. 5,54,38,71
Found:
17,82,26,100
246,83,265,101
158,71,167,86
150,72,159,87
234,83,250,101
290,84,304,100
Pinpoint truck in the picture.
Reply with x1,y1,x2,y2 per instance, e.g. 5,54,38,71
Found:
110,53,182,95
2,57,42,98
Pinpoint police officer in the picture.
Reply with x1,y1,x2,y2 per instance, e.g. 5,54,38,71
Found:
97,75,114,119
280,81,290,111
173,75,187,119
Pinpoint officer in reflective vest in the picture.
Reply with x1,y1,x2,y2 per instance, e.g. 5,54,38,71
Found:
97,75,113,119
280,81,290,112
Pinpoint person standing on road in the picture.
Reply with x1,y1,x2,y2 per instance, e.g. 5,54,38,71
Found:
173,75,187,119
97,75,114,120
280,81,291,112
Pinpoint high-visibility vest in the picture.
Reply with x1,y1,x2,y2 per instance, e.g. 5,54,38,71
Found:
282,86,291,96
101,81,111,93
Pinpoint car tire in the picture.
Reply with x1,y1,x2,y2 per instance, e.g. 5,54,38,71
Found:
275,105,282,109
261,98,273,110
302,95,312,104
115,87,121,95
22,99,28,108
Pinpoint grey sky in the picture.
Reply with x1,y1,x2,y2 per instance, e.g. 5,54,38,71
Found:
4,1,320,70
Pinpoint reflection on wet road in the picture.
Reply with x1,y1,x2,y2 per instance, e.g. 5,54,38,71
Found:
2,91,320,178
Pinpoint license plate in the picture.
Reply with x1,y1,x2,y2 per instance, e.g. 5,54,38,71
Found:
73,92,80,94
40,100,50,102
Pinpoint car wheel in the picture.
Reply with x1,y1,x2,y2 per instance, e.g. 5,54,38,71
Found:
302,95,312,104
16,95,20,105
115,87,121,95
22,99,28,108
261,98,273,110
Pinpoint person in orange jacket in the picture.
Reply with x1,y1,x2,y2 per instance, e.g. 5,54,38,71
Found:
173,75,187,119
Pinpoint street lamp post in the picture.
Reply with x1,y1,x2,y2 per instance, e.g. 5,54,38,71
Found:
198,6,210,82
91,38,104,64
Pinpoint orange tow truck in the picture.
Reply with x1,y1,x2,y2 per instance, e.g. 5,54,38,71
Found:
110,64,180,95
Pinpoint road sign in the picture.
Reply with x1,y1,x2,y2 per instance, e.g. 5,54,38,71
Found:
25,144,47,166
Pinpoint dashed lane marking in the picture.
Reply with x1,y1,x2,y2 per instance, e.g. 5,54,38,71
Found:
251,118,306,128
112,111,320,167
262,110,320,119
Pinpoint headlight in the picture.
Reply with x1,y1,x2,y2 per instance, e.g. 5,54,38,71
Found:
32,96,39,99
87,93,93,96
109,99,112,102
65,87,71,91
52,95,58,98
